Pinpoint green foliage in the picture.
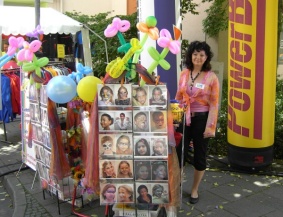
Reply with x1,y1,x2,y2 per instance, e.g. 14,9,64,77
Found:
202,0,228,38
181,0,199,18
209,78,283,160
181,39,189,61
208,79,228,156
65,11,138,78
274,78,283,159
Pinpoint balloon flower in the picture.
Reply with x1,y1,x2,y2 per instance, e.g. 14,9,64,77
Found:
105,38,141,79
0,36,24,68
104,17,131,54
26,25,44,39
22,56,49,89
133,16,159,63
140,28,181,86
68,63,93,84
17,40,42,62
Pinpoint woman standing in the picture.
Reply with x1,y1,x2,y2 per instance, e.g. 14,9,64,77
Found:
175,41,219,204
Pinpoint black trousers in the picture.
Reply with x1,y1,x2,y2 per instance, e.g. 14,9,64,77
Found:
176,114,209,170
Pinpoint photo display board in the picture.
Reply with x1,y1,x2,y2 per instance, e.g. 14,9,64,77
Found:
21,82,67,200
98,83,169,214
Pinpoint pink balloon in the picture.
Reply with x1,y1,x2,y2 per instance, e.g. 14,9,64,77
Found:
17,40,42,61
7,36,24,56
157,29,181,55
104,17,130,37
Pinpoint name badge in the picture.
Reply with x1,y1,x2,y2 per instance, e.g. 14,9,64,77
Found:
195,83,205,89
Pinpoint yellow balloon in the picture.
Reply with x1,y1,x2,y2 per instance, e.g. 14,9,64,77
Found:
77,76,103,102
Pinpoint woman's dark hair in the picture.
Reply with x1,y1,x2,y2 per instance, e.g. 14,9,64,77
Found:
135,139,150,156
184,40,213,71
137,185,148,194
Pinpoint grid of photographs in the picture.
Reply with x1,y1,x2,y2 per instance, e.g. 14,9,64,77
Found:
97,84,132,108
132,85,167,108
99,134,134,158
133,136,168,158
134,160,168,181
98,84,169,207
100,183,135,204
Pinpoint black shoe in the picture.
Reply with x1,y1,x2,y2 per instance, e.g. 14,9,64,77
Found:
189,195,199,204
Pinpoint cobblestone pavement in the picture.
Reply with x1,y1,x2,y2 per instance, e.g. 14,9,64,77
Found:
0,178,13,217
23,187,52,217
2,117,283,217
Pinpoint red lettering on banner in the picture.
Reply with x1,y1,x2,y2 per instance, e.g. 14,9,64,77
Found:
230,40,252,62
229,0,252,24
228,0,253,137
229,89,250,111
228,105,249,136
230,59,251,89
230,23,252,42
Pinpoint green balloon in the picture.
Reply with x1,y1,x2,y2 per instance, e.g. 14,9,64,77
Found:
146,16,157,27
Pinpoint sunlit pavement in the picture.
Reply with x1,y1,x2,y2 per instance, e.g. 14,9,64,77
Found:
1,118,283,216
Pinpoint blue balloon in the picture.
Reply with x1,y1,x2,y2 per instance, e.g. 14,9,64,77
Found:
46,76,77,104
0,54,13,68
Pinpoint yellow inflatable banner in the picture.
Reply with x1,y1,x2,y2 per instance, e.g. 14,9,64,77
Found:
228,0,278,168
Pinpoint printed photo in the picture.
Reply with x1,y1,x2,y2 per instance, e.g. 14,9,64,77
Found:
151,137,168,157
37,162,44,178
44,149,51,167
134,137,151,157
29,83,39,102
151,183,169,204
98,84,115,106
100,183,117,205
99,134,116,157
40,107,49,127
99,111,115,131
115,134,133,156
133,111,149,132
117,184,134,203
136,183,154,210
100,160,117,179
132,85,149,107
135,161,151,181
114,111,132,131
151,161,168,181
29,103,35,121
150,111,167,133
40,85,48,106
116,160,134,179
114,84,132,106
34,144,42,161
42,128,51,150
149,85,167,107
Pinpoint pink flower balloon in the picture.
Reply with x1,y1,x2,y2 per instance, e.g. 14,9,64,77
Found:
7,36,24,56
157,29,181,55
104,17,130,37
17,40,42,62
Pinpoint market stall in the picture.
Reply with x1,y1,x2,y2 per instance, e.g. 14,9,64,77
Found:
1,8,182,216
0,5,91,189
